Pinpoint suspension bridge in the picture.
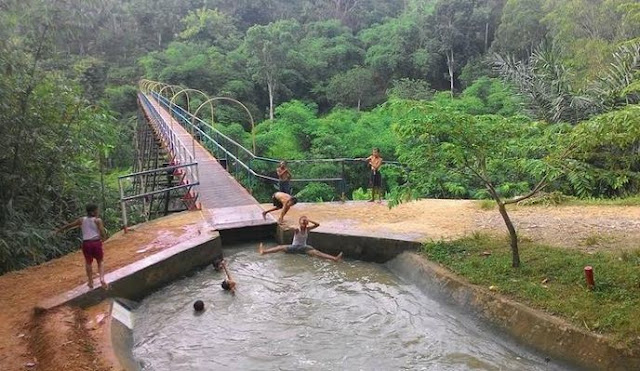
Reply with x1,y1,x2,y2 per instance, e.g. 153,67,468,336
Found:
119,80,401,232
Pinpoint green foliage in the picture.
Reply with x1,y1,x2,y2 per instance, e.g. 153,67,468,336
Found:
461,77,523,116
566,104,640,197
105,85,139,116
391,97,571,266
494,42,640,124
390,98,564,200
387,78,434,100
351,188,370,201
326,66,378,110
296,183,336,202
179,8,240,50
245,19,305,119
492,0,547,59
0,1,132,274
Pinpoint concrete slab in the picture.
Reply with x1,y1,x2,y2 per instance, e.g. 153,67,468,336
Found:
207,205,275,230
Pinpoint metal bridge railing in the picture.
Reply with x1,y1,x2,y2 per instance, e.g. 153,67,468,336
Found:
139,93,200,190
118,163,200,231
147,91,404,199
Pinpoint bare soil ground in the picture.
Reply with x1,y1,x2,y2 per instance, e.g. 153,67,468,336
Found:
278,199,640,252
0,211,208,371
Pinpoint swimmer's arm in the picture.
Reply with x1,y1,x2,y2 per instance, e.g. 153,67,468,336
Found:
95,218,107,241
221,261,233,281
56,218,82,234
307,220,320,230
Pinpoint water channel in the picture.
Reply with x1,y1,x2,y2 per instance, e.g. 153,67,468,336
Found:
132,244,572,370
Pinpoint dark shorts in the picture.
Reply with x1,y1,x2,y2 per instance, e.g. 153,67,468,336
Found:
370,171,382,187
82,239,104,264
272,196,283,209
286,244,312,254
278,180,291,194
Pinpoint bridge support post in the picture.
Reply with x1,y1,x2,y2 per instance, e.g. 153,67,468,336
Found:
341,160,347,202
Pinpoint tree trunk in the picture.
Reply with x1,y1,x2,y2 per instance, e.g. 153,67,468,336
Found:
497,201,520,267
100,150,106,212
357,98,361,111
267,81,275,120
447,50,454,97
484,22,489,52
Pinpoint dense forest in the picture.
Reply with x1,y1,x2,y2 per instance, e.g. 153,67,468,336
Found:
1,0,640,272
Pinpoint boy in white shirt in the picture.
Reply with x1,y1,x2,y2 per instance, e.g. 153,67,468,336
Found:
57,204,108,289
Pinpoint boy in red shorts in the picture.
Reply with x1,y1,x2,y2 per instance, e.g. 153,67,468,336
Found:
57,204,108,289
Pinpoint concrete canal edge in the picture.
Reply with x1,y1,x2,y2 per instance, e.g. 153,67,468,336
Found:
36,223,638,370
279,225,640,370
36,230,223,311
388,251,640,371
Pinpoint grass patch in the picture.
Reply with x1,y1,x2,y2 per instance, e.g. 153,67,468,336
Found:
566,196,640,207
477,199,496,210
583,234,604,247
498,192,640,208
422,234,640,346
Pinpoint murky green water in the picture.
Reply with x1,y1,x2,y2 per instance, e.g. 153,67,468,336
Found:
132,244,570,370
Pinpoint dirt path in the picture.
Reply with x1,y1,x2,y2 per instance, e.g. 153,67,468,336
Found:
278,199,640,252
0,211,208,371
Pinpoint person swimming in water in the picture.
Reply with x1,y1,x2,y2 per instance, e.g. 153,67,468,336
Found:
220,260,236,294
258,216,343,262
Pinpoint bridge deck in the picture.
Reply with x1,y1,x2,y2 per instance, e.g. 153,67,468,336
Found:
142,94,275,230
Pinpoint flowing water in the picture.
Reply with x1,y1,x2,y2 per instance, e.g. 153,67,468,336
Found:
132,244,571,370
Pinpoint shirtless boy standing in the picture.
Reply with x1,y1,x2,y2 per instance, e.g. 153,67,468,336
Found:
276,161,292,194
262,191,298,224
365,148,383,203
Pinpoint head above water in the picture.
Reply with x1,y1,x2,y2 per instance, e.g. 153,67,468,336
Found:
299,216,308,226
86,204,99,217
193,300,204,312
221,279,236,291
212,257,224,271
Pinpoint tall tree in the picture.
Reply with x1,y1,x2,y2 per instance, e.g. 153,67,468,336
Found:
245,20,304,120
391,100,568,267
431,0,487,96
179,8,241,51
492,0,547,58
326,66,377,110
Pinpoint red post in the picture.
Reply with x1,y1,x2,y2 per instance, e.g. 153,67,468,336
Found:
584,266,595,290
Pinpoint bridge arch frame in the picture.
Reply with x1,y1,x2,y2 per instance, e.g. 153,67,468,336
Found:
192,97,257,154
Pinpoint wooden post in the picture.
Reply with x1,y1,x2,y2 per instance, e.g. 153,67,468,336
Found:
584,266,595,290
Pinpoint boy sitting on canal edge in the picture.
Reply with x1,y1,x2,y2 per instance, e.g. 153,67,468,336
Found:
258,216,343,262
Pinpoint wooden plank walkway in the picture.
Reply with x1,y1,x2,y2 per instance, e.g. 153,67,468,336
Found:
142,94,275,230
